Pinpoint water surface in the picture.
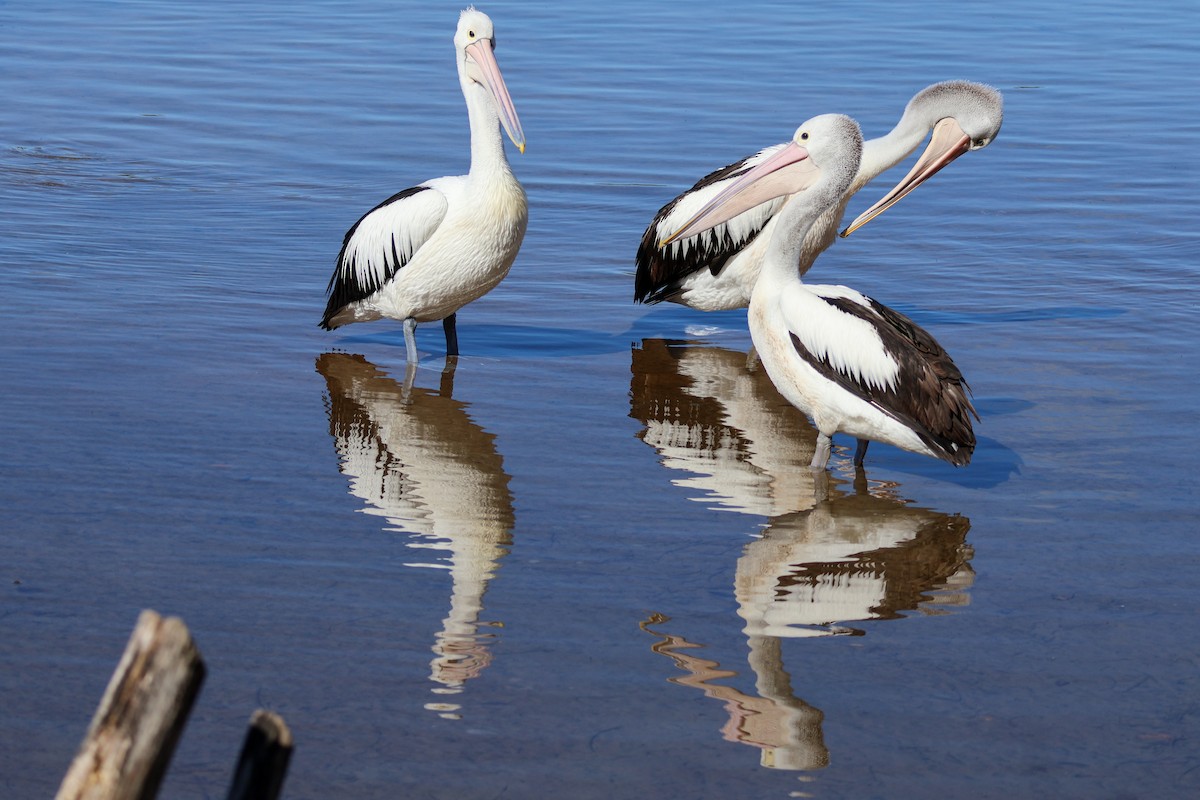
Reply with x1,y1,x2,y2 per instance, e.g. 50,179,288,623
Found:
2,1,1198,798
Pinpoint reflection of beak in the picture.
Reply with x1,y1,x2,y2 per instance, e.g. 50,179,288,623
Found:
659,142,819,248
465,39,525,153
839,117,971,237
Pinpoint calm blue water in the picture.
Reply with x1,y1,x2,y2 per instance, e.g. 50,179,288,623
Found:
3,1,1198,797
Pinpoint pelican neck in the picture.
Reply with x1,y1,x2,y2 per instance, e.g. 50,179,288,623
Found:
854,110,931,193
759,183,844,288
461,78,514,181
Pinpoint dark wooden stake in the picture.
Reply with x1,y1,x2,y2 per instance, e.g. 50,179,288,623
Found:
226,710,293,800
56,610,206,800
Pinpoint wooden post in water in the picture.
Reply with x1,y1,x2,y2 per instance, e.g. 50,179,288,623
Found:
226,710,293,800
55,610,206,800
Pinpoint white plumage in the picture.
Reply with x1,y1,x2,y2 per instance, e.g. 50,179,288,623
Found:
635,81,1003,310
660,114,977,470
321,8,528,363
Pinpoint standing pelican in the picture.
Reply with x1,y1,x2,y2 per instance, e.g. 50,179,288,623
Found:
635,81,1002,309
660,114,977,470
320,8,528,363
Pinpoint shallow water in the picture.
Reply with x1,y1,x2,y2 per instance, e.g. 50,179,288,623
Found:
2,0,1198,797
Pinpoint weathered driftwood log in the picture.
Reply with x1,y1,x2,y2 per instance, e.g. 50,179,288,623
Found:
226,710,293,800
56,610,206,800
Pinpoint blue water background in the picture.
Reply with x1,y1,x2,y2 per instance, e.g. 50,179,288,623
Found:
2,0,1198,797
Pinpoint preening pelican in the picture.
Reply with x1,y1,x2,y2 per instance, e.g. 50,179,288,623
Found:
635,81,1002,309
320,8,528,363
660,114,977,470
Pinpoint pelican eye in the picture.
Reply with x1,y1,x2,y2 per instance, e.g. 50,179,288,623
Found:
467,29,476,39
799,131,809,141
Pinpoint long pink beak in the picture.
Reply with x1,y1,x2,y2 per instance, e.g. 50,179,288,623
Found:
659,142,819,247
839,117,972,237
465,38,525,153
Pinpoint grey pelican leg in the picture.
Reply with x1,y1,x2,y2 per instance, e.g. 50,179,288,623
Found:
809,433,832,470
403,317,419,363
853,439,870,468
442,313,459,357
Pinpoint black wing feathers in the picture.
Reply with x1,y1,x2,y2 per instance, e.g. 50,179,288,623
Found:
791,295,977,465
633,156,764,304
320,186,429,329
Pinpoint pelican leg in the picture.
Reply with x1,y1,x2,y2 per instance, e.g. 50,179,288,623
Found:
403,317,419,363
853,439,870,468
442,313,459,357
809,433,832,470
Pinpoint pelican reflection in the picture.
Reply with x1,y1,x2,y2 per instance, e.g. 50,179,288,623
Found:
317,352,514,719
641,615,828,771
738,481,973,638
631,339,974,773
630,338,826,517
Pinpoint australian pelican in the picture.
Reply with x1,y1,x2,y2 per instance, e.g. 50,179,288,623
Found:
636,81,1002,309
320,8,528,363
660,114,977,470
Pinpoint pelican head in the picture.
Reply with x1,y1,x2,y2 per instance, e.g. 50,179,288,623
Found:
840,80,1003,237
455,7,525,153
660,114,863,247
